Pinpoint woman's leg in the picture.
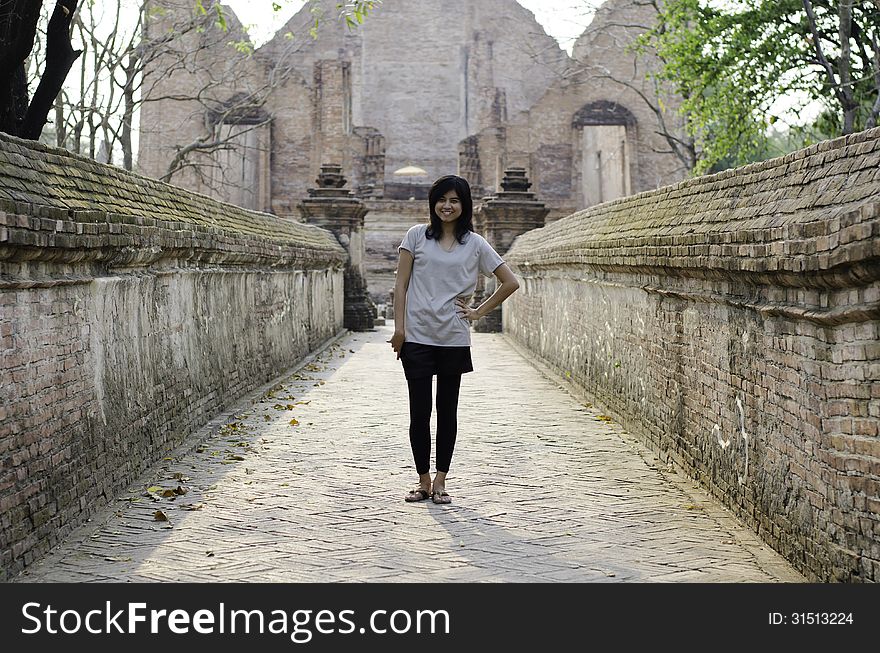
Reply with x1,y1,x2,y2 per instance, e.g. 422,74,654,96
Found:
434,373,462,476
406,375,433,475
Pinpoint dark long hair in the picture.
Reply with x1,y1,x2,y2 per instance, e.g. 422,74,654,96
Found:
426,175,474,244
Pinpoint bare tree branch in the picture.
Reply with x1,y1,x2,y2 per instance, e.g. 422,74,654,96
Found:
867,24,880,127
802,0,858,132
0,0,43,134
21,0,82,138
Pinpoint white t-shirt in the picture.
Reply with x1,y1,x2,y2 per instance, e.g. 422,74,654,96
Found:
398,224,504,347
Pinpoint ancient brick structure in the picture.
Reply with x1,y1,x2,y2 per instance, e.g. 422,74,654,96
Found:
462,0,690,221
0,133,346,580
503,127,880,582
473,168,549,332
363,199,426,306
139,0,570,214
138,0,687,298
298,164,375,331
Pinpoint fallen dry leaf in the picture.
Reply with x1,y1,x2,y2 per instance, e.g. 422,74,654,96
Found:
153,510,168,522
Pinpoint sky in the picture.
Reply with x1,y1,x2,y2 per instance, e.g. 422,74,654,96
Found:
222,0,596,55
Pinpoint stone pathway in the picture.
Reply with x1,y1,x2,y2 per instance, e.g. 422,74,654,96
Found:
15,326,804,582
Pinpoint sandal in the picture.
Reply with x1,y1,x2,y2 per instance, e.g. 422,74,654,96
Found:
431,490,451,505
404,488,430,502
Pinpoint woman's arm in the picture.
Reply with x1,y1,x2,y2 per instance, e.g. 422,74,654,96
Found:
456,263,520,321
389,249,414,358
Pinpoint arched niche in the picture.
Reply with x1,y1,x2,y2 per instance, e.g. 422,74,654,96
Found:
206,94,272,212
572,100,637,209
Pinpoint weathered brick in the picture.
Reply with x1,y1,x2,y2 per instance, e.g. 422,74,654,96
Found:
504,127,880,585
0,132,347,581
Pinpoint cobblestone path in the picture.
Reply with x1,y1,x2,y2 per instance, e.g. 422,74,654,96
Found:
16,326,803,582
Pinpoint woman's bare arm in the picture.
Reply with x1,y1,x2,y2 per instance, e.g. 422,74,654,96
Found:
389,249,414,358
456,263,520,321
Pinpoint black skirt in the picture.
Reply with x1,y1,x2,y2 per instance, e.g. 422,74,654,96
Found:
400,341,474,380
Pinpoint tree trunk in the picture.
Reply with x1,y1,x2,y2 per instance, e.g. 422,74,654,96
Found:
839,0,856,134
868,30,880,129
0,0,43,135
122,56,136,170
20,0,82,140
55,97,65,147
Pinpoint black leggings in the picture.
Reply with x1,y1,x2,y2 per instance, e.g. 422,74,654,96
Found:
406,374,462,474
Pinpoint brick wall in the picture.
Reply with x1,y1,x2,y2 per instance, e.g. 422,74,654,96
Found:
0,133,346,580
504,127,880,582
363,199,427,304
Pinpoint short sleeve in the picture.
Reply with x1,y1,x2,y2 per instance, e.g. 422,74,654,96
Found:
398,225,421,255
478,237,504,277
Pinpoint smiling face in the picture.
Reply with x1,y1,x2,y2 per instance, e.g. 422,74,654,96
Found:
434,190,462,224
427,175,474,239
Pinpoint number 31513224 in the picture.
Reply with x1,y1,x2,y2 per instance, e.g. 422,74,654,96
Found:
769,613,853,625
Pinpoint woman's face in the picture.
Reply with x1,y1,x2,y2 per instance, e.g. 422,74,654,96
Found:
435,189,462,224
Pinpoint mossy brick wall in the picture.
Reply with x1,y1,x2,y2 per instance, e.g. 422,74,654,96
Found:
505,127,880,582
0,133,347,580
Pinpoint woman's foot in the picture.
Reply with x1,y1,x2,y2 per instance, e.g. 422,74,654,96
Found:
404,488,430,502
431,489,451,504
431,475,451,504
404,473,432,502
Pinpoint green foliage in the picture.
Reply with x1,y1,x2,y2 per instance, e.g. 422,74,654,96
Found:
639,0,880,174
198,1,380,47
229,39,254,55
337,2,380,23
308,1,379,39
193,0,227,34
339,1,379,28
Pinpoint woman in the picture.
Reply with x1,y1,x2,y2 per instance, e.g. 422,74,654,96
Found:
388,175,520,504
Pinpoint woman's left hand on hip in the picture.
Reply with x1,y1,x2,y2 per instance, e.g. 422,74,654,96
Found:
455,298,480,322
